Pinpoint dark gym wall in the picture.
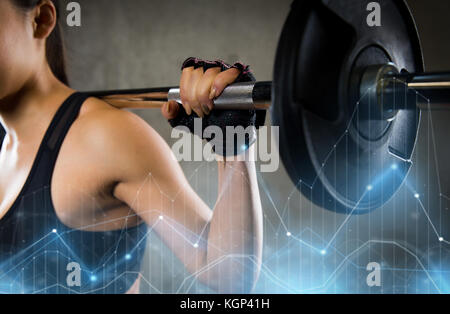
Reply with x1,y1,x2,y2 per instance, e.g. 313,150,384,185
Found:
408,0,450,71
62,0,450,293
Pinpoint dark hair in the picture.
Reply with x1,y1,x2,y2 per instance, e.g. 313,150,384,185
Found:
11,0,69,85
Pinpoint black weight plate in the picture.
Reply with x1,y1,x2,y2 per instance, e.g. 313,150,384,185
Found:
272,0,424,214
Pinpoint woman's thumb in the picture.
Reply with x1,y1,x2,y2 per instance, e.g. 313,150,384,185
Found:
161,100,180,119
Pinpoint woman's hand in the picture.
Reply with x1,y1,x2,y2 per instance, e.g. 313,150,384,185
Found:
162,66,242,119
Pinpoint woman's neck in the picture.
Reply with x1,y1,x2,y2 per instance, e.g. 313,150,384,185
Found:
0,65,73,143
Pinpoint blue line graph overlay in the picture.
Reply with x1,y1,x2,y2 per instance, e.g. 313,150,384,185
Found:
0,80,449,294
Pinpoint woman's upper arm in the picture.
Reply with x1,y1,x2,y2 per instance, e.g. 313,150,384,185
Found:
108,109,212,232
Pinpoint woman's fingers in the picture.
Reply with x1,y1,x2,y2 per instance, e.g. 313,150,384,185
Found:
173,66,204,119
211,68,241,99
186,67,205,117
179,67,194,116
172,63,242,120
196,67,221,114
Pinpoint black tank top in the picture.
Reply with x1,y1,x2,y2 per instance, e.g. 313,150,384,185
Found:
0,93,147,294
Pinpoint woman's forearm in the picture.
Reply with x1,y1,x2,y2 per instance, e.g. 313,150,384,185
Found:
202,148,263,293
158,58,264,293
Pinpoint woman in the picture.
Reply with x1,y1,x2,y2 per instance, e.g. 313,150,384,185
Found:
0,0,263,294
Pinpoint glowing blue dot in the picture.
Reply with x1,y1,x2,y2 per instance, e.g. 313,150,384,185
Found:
391,164,398,170
52,229,57,233
414,193,420,199
320,250,327,255
90,275,97,282
367,185,373,191
286,232,292,237
241,144,248,151
125,254,132,260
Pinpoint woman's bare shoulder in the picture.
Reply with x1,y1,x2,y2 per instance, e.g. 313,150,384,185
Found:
71,96,173,177
75,96,163,144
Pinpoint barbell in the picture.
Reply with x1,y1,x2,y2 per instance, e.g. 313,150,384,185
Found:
87,0,450,214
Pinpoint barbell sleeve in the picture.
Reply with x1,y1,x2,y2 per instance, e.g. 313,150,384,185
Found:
383,71,450,110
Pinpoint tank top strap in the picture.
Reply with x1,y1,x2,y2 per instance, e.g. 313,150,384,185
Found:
26,92,90,191
45,92,89,153
0,125,5,149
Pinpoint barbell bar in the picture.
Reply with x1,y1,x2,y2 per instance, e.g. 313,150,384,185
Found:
90,71,450,112
88,81,272,110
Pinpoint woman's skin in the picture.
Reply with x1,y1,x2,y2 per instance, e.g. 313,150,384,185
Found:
0,0,263,294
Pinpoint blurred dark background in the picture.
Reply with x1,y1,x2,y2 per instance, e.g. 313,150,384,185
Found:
62,0,450,293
